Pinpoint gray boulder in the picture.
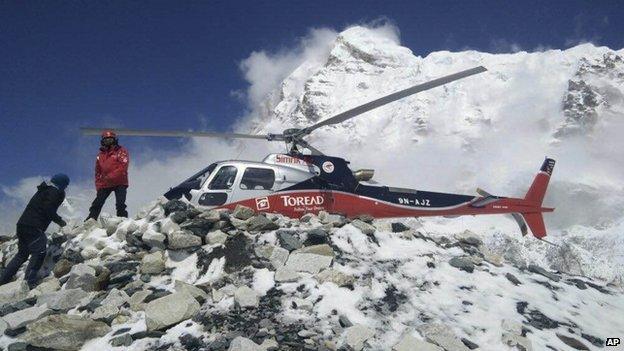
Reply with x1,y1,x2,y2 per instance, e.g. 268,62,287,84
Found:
229,217,248,231
285,253,332,274
167,230,202,249
100,288,129,308
454,230,483,246
28,277,60,297
297,244,335,257
198,209,222,222
228,336,264,351
234,286,258,308
528,264,561,282
274,267,300,282
110,333,133,347
300,213,316,223
556,333,589,350
145,291,200,331
246,215,279,232
277,230,302,251
22,314,111,350
449,256,475,273
418,323,470,351
37,288,90,311
0,280,29,304
391,222,410,232
351,219,376,235
206,230,228,245
91,304,119,323
53,258,73,277
479,246,504,267
65,263,98,291
159,218,180,235
316,269,355,287
393,334,443,351
163,199,188,216
342,324,374,351
174,280,209,303
269,246,289,268
319,211,346,227
142,229,166,250
232,205,255,220
129,290,152,311
2,304,51,329
141,251,166,274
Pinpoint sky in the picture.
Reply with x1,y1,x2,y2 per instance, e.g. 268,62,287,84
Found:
0,1,622,213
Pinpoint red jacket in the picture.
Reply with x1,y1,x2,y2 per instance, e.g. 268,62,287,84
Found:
95,145,129,190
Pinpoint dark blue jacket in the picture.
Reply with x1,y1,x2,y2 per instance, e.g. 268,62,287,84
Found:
17,182,65,231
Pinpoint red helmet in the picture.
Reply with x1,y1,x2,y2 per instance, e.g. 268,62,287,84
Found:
101,130,117,139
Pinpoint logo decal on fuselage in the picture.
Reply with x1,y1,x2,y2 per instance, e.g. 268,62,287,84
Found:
276,154,310,165
279,194,326,213
255,197,270,211
322,161,334,173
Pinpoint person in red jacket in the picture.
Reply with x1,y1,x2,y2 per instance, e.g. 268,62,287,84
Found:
87,130,130,220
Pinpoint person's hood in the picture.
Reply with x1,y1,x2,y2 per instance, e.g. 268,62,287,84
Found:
37,182,51,191
38,181,64,193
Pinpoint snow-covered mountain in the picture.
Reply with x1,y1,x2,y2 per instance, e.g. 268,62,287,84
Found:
247,26,624,287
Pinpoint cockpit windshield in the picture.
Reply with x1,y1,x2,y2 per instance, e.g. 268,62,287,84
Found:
164,163,218,200
183,163,217,185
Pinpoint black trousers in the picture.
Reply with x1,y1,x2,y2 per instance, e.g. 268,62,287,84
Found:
0,225,47,287
88,185,128,219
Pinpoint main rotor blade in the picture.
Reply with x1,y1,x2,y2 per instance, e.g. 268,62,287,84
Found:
303,66,487,134
80,127,271,140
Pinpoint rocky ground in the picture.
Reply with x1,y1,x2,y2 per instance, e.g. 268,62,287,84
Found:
0,198,622,351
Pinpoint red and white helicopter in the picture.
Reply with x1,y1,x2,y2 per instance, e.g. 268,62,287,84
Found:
83,66,555,238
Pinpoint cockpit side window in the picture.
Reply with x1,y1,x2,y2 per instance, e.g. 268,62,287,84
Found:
240,167,275,190
208,166,238,190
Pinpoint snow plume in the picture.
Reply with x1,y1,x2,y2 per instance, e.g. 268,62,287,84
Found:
236,22,400,130
238,27,338,109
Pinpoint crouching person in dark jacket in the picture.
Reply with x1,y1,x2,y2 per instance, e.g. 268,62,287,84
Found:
0,174,69,288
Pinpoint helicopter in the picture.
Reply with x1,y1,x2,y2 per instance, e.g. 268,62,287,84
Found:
82,66,555,238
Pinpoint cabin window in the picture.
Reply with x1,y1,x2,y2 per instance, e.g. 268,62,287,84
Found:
198,192,228,206
208,166,238,190
240,167,275,190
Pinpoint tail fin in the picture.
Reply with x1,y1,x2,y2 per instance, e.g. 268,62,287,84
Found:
524,158,556,205
521,158,556,238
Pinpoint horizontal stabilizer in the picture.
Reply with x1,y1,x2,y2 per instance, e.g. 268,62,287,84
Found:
476,188,492,197
471,188,500,208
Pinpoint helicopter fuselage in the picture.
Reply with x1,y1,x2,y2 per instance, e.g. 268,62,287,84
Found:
165,153,555,238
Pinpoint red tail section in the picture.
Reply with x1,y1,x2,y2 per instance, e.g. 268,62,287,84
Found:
521,158,556,238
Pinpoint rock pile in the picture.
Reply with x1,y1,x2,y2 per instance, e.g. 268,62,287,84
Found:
0,199,621,350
